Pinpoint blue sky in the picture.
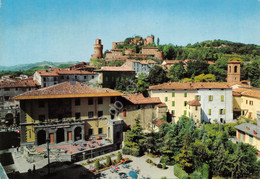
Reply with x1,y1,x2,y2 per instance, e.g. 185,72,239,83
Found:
0,0,259,66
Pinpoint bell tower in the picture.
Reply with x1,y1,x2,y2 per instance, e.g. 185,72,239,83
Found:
227,61,241,82
91,39,103,59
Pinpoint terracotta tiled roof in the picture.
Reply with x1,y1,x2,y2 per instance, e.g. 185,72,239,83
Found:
156,103,167,107
36,69,97,76
187,100,201,106
153,120,168,127
95,66,135,72
0,79,40,88
149,82,232,90
13,81,122,100
163,60,180,65
228,61,241,64
241,90,260,99
122,93,161,104
142,47,158,49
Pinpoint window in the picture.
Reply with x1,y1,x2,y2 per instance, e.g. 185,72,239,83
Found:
249,101,254,105
195,95,201,101
171,110,175,115
184,92,187,97
38,100,45,108
195,106,198,111
208,109,211,115
15,87,18,91
208,95,213,101
43,77,46,82
172,92,175,97
221,95,224,102
172,101,175,107
4,96,9,101
246,100,248,104
75,98,80,106
165,97,168,102
88,98,93,105
61,75,64,79
88,129,93,136
184,110,187,115
110,97,115,104
4,88,10,91
88,112,94,118
219,109,225,115
220,118,223,123
249,135,253,143
92,75,94,79
184,101,187,106
39,115,45,122
75,112,81,119
98,111,103,117
98,128,103,134
67,76,69,80
98,97,103,104
54,77,57,81
75,75,77,79
84,76,86,79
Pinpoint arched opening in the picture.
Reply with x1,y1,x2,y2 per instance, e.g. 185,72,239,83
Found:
56,128,65,143
37,130,46,145
74,127,82,141
5,113,13,126
234,66,238,73
229,66,231,73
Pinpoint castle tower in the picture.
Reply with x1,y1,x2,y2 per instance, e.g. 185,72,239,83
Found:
227,61,241,82
144,35,154,46
91,39,103,59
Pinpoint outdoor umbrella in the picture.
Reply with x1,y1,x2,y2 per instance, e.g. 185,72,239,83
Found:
129,171,138,179
89,167,96,171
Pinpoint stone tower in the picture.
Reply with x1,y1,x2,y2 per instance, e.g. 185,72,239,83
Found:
227,61,241,82
91,39,103,59
144,35,154,45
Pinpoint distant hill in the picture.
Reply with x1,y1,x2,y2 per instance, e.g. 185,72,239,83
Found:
0,61,80,71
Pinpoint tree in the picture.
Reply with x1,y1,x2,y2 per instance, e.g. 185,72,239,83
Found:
148,65,169,85
117,152,123,163
168,63,186,82
191,140,209,167
136,74,150,95
157,38,160,47
94,160,101,170
186,60,209,77
243,61,260,87
174,134,194,173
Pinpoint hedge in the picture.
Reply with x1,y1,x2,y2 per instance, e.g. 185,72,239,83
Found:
122,146,141,157
131,148,140,157
190,171,202,179
174,165,189,179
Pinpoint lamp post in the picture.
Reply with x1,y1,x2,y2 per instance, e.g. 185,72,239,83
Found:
46,138,50,175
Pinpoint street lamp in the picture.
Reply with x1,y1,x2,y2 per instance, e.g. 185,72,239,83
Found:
46,138,50,175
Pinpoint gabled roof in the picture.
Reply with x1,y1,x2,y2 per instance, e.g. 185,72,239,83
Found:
0,79,40,88
187,100,201,106
235,123,260,139
149,82,232,90
13,81,122,100
94,66,135,72
122,93,161,105
36,69,97,76
232,88,260,99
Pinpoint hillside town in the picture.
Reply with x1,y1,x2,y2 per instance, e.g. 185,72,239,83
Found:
0,34,260,179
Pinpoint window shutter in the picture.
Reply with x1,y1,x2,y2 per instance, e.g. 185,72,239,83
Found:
208,96,210,101
212,96,213,101
224,109,226,114
219,109,221,114
172,92,175,97
199,96,201,101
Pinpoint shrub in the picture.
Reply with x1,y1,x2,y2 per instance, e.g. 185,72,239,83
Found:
106,156,112,167
162,163,166,169
117,152,122,163
131,148,140,157
174,165,189,179
122,146,131,155
161,177,167,179
157,163,162,168
160,155,170,164
146,158,152,163
94,160,101,170
190,171,202,179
